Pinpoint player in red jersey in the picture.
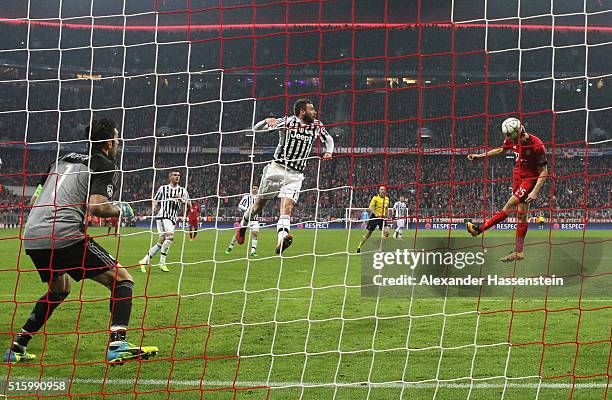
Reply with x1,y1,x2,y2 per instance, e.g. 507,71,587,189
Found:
466,118,548,262
188,202,201,241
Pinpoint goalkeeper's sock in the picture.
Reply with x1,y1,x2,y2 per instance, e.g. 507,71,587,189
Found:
515,222,528,253
277,215,290,245
251,237,258,253
109,280,133,346
480,210,508,232
11,340,27,354
21,291,69,343
13,328,34,351
109,327,127,348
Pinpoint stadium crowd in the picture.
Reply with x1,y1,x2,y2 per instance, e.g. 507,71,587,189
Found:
1,146,609,223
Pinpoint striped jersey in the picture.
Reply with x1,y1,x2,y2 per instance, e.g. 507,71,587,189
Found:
238,194,256,212
270,115,334,173
154,184,189,223
392,201,408,218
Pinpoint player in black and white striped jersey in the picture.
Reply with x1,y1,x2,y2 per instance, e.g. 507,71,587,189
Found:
226,185,260,256
139,171,190,272
392,195,408,239
235,99,334,254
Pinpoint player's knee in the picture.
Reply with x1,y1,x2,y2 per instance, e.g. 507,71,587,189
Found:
49,285,70,299
50,274,71,294
112,266,133,283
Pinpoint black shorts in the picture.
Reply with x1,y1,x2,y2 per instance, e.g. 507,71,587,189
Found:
26,239,116,283
367,217,385,232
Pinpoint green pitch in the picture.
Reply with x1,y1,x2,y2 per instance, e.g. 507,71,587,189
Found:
0,227,610,400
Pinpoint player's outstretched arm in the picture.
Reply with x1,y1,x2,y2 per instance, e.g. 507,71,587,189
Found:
89,194,120,218
253,117,283,133
467,147,504,160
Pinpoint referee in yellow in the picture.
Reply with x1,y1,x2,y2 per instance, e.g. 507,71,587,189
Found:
537,214,545,230
356,185,390,253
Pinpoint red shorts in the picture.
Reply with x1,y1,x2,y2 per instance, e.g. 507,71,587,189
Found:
512,174,537,203
188,218,198,228
109,217,119,227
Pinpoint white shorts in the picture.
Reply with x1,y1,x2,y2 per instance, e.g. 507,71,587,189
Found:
259,162,304,202
396,219,406,229
156,218,175,235
249,220,260,232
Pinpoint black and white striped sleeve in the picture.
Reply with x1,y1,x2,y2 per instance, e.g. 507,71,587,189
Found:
317,121,334,154
154,186,164,201
253,116,287,133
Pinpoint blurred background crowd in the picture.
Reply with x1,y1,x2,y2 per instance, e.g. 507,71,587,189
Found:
0,18,610,225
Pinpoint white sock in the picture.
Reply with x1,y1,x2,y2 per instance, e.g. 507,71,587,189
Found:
277,215,291,245
145,243,162,261
228,236,238,249
251,237,258,253
160,238,173,263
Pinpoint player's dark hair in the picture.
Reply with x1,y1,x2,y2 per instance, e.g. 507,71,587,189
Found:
294,98,312,116
87,118,117,152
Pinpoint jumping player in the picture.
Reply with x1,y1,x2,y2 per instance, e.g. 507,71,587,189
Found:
466,118,548,262
234,99,334,254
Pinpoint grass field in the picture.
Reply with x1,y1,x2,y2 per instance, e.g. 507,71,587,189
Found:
0,227,610,400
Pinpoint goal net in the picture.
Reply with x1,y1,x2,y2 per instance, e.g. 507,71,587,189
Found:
1,0,611,399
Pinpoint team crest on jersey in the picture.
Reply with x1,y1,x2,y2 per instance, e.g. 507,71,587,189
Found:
107,184,114,198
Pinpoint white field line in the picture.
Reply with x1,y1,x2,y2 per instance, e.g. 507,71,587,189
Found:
4,377,608,390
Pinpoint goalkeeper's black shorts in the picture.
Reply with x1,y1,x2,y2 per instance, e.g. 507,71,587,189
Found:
26,238,115,283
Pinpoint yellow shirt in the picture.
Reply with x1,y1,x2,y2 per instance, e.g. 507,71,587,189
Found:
537,216,545,223
369,195,389,218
